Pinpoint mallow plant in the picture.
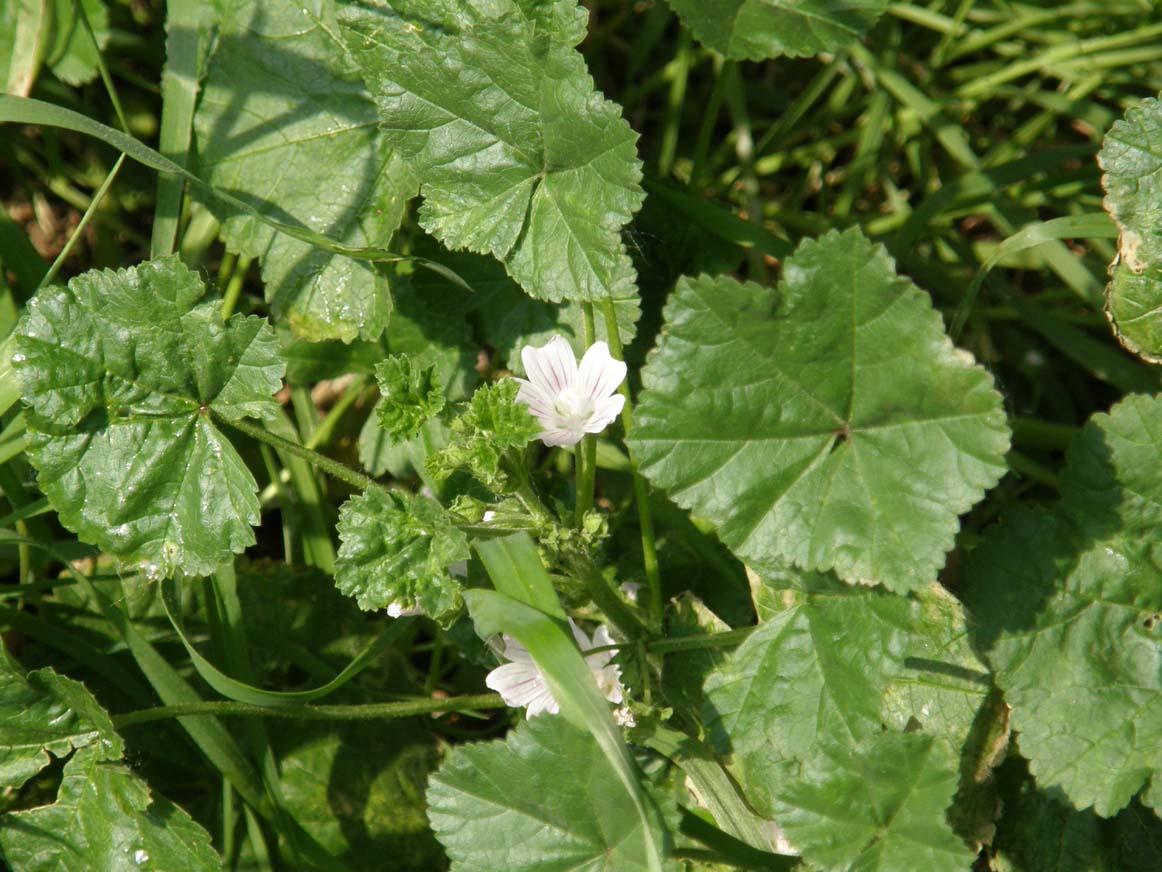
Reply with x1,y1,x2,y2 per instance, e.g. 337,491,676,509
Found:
1,0,1161,870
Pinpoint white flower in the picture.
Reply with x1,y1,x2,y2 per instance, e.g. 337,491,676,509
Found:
515,336,627,447
485,619,628,719
386,601,423,618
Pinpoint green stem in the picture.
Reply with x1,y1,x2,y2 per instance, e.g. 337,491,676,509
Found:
1008,450,1060,490
690,57,732,188
646,627,755,654
1010,417,1078,452
219,254,252,319
575,304,598,527
74,0,130,133
570,554,648,642
38,154,126,291
112,693,506,729
601,299,663,629
218,414,381,493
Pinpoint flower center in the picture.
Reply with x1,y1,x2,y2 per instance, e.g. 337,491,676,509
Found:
552,386,595,428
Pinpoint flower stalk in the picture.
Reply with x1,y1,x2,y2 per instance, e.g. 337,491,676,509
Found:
600,299,663,628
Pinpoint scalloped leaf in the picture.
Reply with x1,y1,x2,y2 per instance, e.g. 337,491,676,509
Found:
44,0,109,86
340,0,644,303
1100,94,1162,274
967,394,1162,817
0,744,221,871
12,257,284,579
194,0,416,342
0,657,219,870
427,714,671,872
772,733,974,872
1099,93,1162,361
665,0,888,61
334,487,469,619
629,228,1010,592
703,566,988,817
0,652,121,793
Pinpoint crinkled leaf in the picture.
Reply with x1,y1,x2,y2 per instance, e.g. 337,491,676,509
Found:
665,0,888,61
427,380,540,492
194,0,415,342
968,395,1162,816
427,714,671,872
12,257,284,578
703,566,988,816
0,744,221,871
335,487,469,618
772,733,974,872
629,229,1010,592
340,0,644,303
1099,95,1162,361
44,0,108,86
375,355,446,443
0,653,120,792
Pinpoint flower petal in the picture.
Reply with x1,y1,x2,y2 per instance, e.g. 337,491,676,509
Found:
584,394,626,434
485,661,557,715
521,336,577,397
538,425,585,447
514,378,558,421
576,341,627,401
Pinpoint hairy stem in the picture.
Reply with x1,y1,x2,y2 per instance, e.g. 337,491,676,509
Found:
576,304,598,527
601,299,663,629
218,414,381,493
112,693,506,728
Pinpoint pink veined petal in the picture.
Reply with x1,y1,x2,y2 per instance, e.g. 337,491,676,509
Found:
584,394,626,434
485,661,556,713
514,378,558,421
501,635,534,663
523,685,560,718
539,425,585,447
522,336,577,397
568,617,593,651
586,625,617,669
576,341,627,400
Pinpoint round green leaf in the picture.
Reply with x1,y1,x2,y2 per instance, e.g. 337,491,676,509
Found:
773,733,975,872
12,257,285,579
702,566,987,816
194,0,416,342
629,228,1010,592
427,715,671,872
340,0,644,304
666,0,888,61
968,395,1162,816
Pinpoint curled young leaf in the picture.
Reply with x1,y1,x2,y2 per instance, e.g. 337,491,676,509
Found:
374,354,446,443
335,487,470,620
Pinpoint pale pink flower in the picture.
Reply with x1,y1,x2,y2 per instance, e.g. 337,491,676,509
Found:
485,619,628,720
515,336,626,447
